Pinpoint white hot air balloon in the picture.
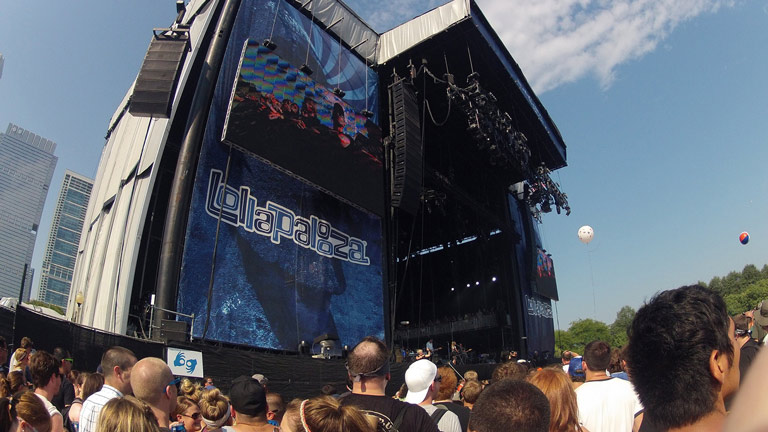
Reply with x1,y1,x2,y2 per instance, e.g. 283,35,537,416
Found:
578,226,594,244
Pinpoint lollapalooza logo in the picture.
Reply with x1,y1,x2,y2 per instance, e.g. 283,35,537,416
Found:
205,169,370,265
525,295,553,319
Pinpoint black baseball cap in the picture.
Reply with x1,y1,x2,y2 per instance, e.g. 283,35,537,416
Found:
229,375,267,416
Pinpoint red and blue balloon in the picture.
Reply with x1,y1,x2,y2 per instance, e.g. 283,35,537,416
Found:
739,232,749,245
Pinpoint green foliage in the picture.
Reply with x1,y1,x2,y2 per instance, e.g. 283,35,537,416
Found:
28,300,65,315
723,279,768,315
609,306,636,348
563,319,611,353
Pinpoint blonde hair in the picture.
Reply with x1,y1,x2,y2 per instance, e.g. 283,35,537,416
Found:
0,390,51,432
180,378,203,403
97,396,161,432
464,370,479,382
199,388,231,428
283,396,375,432
527,368,581,432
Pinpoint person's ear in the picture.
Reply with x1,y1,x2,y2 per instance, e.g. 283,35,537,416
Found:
267,411,276,420
176,414,183,422
709,349,728,384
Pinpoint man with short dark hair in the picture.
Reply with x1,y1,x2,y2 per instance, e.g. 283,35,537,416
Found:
229,375,274,432
628,285,739,432
79,346,137,432
340,336,440,432
30,350,64,432
468,378,549,432
132,357,178,430
51,347,75,411
575,340,643,432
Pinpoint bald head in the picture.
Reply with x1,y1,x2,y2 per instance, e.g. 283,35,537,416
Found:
132,357,174,405
348,336,388,377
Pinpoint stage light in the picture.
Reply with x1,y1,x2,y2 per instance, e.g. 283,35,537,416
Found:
299,64,313,75
451,287,455,292
263,39,278,51
298,340,310,356
362,110,373,118
492,276,497,282
475,281,480,286
466,283,470,288
333,87,346,98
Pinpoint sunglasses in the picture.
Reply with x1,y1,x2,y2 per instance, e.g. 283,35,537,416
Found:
163,377,181,394
182,412,201,420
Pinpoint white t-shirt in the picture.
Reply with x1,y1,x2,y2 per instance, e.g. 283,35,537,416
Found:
35,392,62,418
575,377,643,432
420,404,462,432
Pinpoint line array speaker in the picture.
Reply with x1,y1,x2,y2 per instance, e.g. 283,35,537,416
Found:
129,30,189,118
390,80,422,215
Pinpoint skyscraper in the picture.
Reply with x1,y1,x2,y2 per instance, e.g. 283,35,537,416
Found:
0,123,58,300
38,170,93,308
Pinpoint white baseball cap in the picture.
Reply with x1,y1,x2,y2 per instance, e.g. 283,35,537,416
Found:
404,360,438,404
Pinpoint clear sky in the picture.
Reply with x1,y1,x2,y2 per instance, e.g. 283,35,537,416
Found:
1,0,766,328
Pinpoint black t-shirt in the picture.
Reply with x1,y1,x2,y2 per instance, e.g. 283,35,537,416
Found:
52,377,75,411
341,393,440,432
434,401,470,432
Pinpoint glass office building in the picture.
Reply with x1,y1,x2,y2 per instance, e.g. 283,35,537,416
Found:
38,170,93,308
0,123,58,301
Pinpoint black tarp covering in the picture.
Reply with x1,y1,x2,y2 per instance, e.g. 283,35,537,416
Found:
0,306,496,400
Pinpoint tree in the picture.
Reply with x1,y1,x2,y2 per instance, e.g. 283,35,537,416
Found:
610,306,636,348
723,279,768,315
708,276,724,295
555,330,575,356
566,319,611,353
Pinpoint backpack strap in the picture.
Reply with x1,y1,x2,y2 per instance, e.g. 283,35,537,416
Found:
391,405,407,432
430,404,448,425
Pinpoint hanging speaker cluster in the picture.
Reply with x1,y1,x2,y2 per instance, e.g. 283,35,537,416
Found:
389,79,423,215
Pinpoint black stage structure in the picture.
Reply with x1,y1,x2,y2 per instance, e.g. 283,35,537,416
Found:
51,0,569,397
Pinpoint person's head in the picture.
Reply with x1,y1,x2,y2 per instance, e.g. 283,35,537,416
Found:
492,361,527,383
527,368,580,432
464,370,479,382
733,313,752,340
179,378,202,403
0,336,7,364
608,348,625,374
281,396,375,432
29,350,61,395
131,357,177,416
19,338,33,352
461,380,483,407
332,103,346,131
7,371,26,394
174,396,202,432
403,360,439,405
560,351,573,365
100,346,137,394
435,367,457,401
12,349,29,369
628,285,738,429
0,390,52,432
582,341,611,372
82,372,105,401
97,395,160,432
347,336,390,391
267,393,285,423
468,378,550,432
229,375,268,422
204,377,214,387
52,348,73,376
198,388,232,429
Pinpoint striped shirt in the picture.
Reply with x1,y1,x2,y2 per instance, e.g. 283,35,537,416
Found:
79,384,123,432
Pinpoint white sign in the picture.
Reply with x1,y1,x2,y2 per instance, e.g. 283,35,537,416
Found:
167,348,204,378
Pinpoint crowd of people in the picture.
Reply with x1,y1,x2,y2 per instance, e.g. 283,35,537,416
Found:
2,284,768,431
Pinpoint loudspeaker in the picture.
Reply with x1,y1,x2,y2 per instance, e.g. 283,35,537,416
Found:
129,30,189,118
159,319,188,342
389,80,423,215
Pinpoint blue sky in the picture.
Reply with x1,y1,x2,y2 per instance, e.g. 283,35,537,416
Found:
1,0,766,328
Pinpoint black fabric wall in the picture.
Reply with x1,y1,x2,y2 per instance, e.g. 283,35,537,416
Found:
0,306,495,400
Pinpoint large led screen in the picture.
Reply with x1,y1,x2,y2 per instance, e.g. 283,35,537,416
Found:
223,41,383,215
177,0,385,351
